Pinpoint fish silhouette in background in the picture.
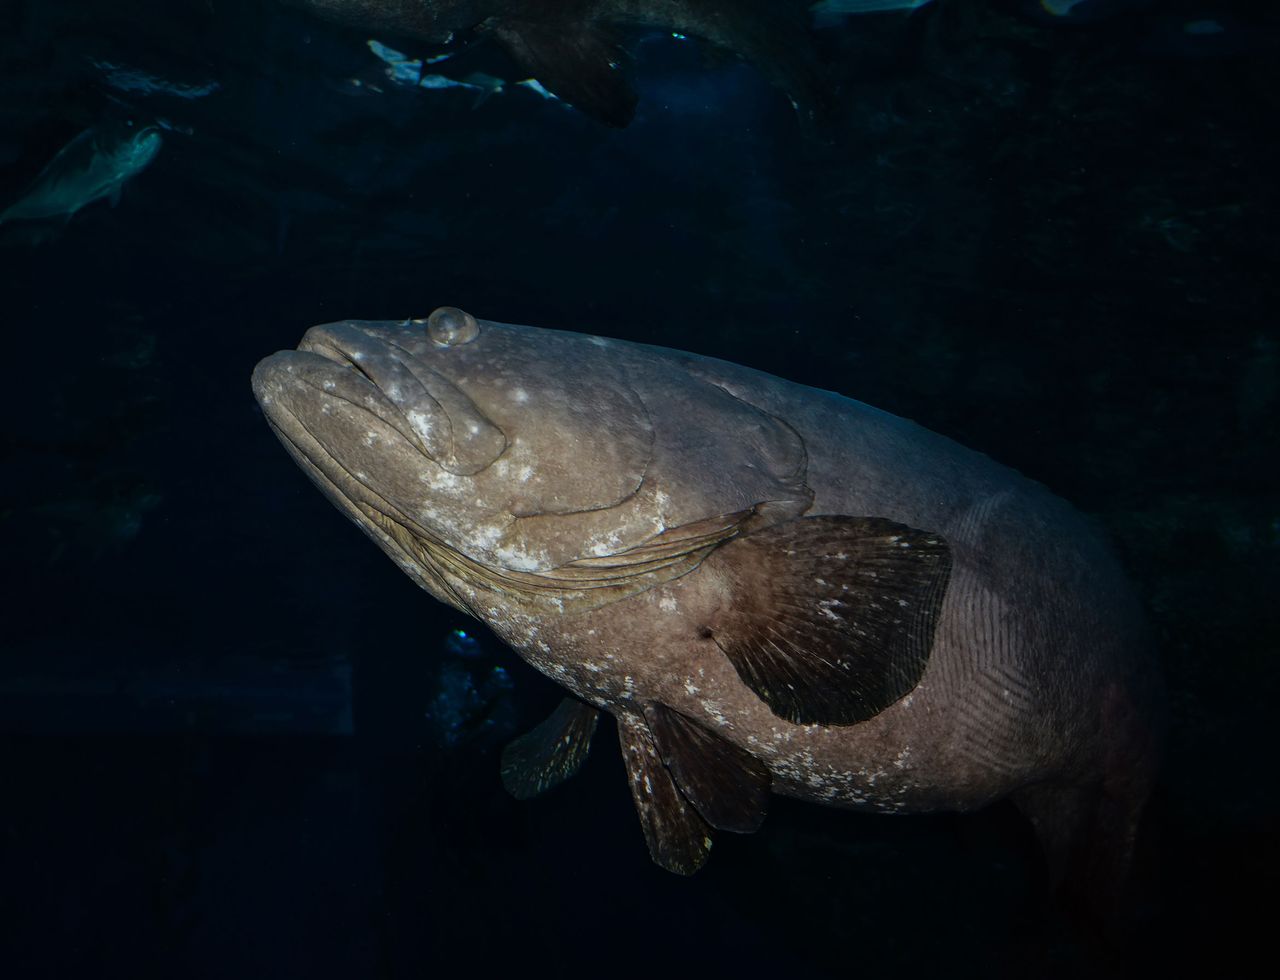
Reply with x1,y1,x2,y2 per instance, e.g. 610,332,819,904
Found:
253,307,1163,912
0,120,162,232
283,0,836,127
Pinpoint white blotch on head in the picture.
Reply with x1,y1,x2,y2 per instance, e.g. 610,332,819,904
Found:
658,595,678,613
511,388,529,404
419,468,461,492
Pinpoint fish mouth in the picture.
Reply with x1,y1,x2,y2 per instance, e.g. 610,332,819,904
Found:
254,320,506,476
251,332,491,611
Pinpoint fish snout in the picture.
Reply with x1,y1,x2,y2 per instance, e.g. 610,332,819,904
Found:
294,320,506,476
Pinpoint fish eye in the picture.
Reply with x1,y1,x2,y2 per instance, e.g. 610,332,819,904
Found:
425,306,479,347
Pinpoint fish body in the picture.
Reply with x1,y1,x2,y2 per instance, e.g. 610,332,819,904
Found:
0,122,162,226
253,310,1162,896
284,0,830,126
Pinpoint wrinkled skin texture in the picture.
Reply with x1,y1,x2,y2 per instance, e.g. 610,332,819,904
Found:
253,312,1162,891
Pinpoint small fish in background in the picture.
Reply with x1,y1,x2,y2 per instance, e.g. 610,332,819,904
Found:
0,120,163,232
284,0,834,128
365,39,550,108
90,59,221,100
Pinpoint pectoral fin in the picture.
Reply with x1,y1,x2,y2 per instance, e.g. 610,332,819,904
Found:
500,697,599,800
479,17,637,127
617,712,713,875
644,703,770,833
704,515,951,726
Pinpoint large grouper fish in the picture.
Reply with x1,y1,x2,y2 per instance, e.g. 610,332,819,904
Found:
252,307,1163,900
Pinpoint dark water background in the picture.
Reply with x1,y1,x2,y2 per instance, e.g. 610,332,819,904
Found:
1,0,1276,976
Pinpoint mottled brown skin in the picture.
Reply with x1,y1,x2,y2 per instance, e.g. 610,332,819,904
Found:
252,310,1162,894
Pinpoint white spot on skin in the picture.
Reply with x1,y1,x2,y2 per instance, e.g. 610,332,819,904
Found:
699,699,728,726
511,388,529,404
406,409,434,438
658,595,678,613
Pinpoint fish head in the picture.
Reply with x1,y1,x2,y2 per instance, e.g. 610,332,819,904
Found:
120,125,163,171
252,308,810,617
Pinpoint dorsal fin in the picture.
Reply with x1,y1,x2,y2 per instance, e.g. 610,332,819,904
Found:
703,515,951,726
500,697,600,800
644,703,770,833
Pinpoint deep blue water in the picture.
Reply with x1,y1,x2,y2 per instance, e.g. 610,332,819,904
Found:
1,1,1276,976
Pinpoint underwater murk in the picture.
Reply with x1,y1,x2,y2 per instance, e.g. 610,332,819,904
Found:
0,1,1275,977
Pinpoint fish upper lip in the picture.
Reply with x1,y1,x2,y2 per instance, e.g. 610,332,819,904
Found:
298,325,449,460
295,321,506,476
254,343,437,464
269,321,507,477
